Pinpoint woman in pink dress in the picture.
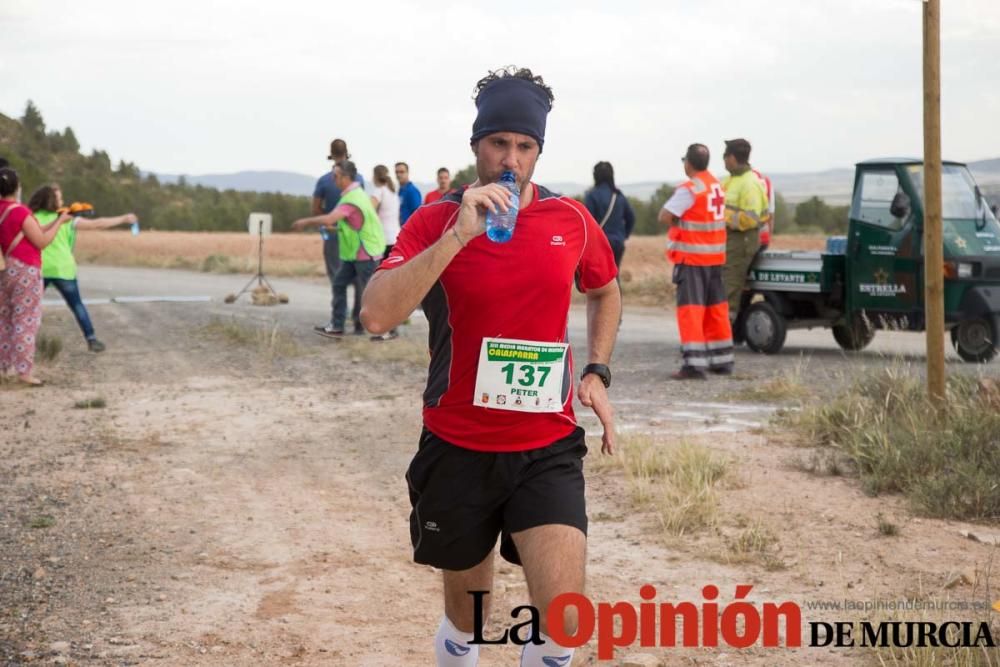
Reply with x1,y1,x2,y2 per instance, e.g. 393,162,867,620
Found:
0,167,71,386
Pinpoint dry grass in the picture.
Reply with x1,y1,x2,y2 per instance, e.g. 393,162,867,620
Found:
657,442,731,536
199,317,301,360
721,519,787,571
788,366,1000,521
867,597,1000,667
28,515,56,529
73,397,107,410
75,230,325,278
876,513,901,537
596,434,731,536
734,361,812,404
789,448,854,478
35,333,63,363
618,434,674,506
338,335,429,366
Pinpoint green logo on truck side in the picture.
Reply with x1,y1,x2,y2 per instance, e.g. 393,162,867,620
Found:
748,270,819,284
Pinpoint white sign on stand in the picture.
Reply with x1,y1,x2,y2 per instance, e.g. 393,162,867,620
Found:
248,212,272,236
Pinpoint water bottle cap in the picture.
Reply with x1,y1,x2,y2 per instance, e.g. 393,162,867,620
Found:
500,170,516,182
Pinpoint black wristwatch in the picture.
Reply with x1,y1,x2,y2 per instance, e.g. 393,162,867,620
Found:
581,363,611,388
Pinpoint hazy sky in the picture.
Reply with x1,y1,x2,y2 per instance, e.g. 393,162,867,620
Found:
3,0,998,186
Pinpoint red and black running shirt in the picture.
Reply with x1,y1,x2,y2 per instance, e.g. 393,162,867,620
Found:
377,183,617,452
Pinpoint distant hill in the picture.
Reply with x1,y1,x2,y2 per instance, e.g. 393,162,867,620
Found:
769,159,1000,205
970,157,1000,173
767,168,855,205
151,170,319,197
148,158,1000,206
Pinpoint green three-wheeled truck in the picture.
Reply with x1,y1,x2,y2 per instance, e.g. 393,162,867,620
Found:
740,158,1000,362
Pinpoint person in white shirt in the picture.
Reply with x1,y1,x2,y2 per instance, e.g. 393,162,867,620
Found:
369,164,401,341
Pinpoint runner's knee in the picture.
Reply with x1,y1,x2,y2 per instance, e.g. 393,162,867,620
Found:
444,588,490,634
539,596,578,637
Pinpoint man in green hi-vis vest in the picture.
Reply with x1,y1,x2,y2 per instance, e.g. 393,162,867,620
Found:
292,160,386,337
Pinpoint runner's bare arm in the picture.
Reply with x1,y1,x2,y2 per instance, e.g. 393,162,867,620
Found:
360,183,512,334
578,279,620,455
74,213,137,231
290,208,347,231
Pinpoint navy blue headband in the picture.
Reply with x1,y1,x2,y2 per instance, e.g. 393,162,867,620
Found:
470,77,551,151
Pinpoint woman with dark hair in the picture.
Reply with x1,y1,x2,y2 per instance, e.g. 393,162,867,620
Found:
29,184,137,352
370,165,400,341
0,168,71,385
584,161,635,278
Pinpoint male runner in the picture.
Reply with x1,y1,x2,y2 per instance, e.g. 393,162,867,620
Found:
361,66,620,666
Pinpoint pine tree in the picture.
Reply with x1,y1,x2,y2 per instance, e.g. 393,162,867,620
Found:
63,127,80,153
21,100,45,136
88,149,112,173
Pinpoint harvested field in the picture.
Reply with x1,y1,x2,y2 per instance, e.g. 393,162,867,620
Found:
75,231,828,307
74,230,328,278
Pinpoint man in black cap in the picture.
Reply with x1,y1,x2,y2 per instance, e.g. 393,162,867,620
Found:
362,66,621,666
721,138,768,335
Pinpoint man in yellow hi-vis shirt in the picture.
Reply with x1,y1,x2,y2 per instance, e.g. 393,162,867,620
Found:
721,138,768,331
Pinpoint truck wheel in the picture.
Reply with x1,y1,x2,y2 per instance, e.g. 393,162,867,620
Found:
951,318,998,363
832,319,875,351
743,302,786,354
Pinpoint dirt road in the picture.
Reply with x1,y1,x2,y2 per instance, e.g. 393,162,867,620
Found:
3,266,999,666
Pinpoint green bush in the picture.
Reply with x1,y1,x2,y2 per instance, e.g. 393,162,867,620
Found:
201,254,235,273
35,334,62,362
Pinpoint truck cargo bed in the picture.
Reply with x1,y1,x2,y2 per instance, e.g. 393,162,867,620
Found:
747,251,824,293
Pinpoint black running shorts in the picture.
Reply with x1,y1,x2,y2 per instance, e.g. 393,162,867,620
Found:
405,426,588,571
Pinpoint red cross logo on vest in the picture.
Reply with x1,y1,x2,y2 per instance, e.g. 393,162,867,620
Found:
708,184,726,219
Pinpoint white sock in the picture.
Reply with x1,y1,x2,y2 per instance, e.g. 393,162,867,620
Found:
520,632,575,667
435,615,479,666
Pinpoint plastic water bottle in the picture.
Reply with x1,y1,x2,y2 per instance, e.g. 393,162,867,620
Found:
320,228,330,241
130,221,140,236
485,171,520,243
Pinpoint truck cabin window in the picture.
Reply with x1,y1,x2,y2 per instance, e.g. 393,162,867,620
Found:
908,165,1000,224
853,170,907,229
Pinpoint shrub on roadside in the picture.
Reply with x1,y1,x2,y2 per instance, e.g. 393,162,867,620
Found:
792,366,1000,521
201,254,236,273
199,317,300,359
593,435,730,536
36,334,62,363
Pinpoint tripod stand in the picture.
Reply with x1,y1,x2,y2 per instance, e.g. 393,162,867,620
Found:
225,219,281,304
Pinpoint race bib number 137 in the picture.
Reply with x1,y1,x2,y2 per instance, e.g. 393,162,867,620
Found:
473,337,568,413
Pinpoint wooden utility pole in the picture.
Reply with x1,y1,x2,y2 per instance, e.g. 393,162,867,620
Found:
923,0,945,403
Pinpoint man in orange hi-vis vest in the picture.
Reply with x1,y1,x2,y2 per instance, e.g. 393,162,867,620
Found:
658,143,734,380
